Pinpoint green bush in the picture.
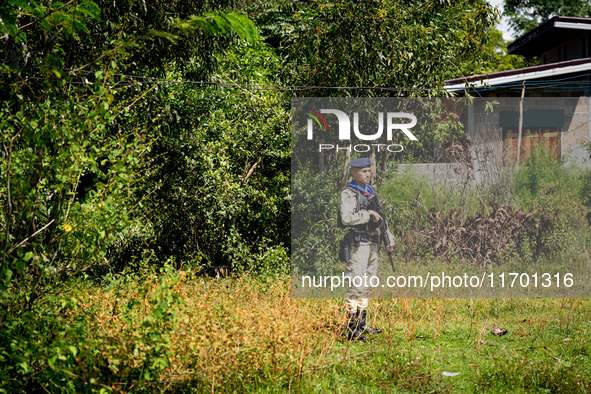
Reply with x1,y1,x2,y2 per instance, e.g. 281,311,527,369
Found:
291,169,342,276
515,147,589,256
0,289,92,392
515,147,579,204
145,42,291,274
377,148,591,265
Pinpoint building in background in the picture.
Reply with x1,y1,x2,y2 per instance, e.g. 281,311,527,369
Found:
446,16,591,167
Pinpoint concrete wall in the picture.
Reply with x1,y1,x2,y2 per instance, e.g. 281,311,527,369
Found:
562,97,591,167
400,97,591,186
396,163,475,185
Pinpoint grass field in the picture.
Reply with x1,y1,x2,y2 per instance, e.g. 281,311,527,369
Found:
49,269,591,393
4,149,590,392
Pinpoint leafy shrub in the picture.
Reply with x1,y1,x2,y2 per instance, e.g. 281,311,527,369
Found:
291,169,341,276
102,223,158,275
515,147,590,257
146,43,291,274
379,147,591,265
0,290,92,392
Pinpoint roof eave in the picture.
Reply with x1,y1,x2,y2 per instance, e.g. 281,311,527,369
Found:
444,60,591,92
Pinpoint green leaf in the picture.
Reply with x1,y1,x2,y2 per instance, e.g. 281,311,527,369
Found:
47,355,57,369
182,12,259,44
147,29,180,43
68,346,78,357
4,269,12,283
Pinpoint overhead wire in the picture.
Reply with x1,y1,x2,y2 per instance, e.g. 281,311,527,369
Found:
19,67,591,93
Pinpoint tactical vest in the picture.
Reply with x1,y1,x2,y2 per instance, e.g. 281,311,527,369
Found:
338,187,380,232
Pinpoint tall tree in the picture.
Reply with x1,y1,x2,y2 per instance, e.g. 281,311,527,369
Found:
0,0,259,292
460,27,527,76
276,0,497,93
504,0,591,36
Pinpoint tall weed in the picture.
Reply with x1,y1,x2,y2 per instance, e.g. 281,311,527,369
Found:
3,272,591,392
381,146,591,265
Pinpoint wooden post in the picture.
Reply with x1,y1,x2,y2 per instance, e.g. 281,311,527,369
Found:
517,81,526,165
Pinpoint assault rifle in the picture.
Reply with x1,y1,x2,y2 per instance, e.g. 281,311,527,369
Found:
367,194,396,273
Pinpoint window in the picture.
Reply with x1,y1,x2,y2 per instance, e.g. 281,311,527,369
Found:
503,128,560,163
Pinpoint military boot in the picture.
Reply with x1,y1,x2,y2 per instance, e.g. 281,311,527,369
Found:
359,310,383,334
346,311,367,343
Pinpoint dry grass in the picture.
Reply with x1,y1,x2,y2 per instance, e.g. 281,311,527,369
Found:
71,272,346,391
66,271,591,393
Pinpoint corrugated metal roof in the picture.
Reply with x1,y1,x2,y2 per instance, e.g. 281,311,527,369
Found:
444,57,591,91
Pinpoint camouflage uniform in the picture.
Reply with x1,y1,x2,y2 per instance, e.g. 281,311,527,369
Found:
338,158,395,341
339,186,395,314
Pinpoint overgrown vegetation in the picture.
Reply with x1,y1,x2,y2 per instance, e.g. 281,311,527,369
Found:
144,42,290,274
2,0,591,391
3,269,591,392
295,144,591,278
383,147,591,266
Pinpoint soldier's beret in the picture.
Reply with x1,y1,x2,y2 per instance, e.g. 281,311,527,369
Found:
350,158,371,168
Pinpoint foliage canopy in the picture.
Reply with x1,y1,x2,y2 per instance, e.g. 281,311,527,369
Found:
504,0,591,36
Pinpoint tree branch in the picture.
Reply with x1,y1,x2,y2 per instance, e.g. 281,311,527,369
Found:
242,157,262,183
0,0,77,43
8,219,56,255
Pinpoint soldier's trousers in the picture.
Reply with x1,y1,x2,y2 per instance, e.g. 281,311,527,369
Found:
344,241,379,313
